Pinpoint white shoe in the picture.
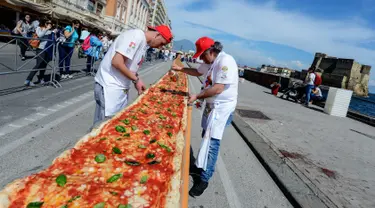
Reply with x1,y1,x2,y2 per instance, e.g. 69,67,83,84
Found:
24,81,35,87
40,80,45,85
68,74,73,79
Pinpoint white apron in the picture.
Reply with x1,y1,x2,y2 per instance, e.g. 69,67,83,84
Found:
195,101,236,170
195,53,237,170
103,87,129,117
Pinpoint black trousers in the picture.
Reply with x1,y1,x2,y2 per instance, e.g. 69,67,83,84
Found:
26,49,50,81
86,55,93,72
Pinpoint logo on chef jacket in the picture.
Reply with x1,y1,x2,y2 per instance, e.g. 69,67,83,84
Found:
129,42,136,49
221,66,228,79
222,66,228,71
205,75,213,87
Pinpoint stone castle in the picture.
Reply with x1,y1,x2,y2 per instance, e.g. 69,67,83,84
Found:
311,53,371,97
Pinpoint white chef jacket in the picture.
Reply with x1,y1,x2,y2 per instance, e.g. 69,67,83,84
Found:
201,51,238,140
95,29,148,116
195,51,239,170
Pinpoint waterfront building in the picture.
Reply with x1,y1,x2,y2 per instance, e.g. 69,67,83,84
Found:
311,52,372,96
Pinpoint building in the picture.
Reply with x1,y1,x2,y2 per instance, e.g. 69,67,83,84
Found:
259,65,294,77
311,52,372,96
105,0,150,33
0,0,151,35
148,0,170,27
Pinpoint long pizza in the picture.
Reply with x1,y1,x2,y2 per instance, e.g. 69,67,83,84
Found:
0,72,188,208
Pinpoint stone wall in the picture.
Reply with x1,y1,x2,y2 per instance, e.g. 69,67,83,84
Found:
310,52,371,96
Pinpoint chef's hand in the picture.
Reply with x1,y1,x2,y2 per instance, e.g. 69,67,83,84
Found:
171,64,183,71
135,78,146,95
188,94,198,104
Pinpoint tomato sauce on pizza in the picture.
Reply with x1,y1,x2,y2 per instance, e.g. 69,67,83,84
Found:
3,72,188,208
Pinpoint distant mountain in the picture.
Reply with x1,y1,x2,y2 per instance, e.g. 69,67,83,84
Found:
173,39,195,52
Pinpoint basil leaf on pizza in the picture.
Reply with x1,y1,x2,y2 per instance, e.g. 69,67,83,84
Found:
107,174,123,183
56,174,67,187
27,202,44,208
112,147,122,154
95,154,106,163
115,125,126,133
94,202,106,208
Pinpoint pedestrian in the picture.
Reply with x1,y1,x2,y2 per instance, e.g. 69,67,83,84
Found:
304,66,316,106
101,33,109,55
93,25,173,126
12,14,33,60
58,20,80,79
172,37,238,196
164,49,169,62
83,28,102,74
310,85,324,103
24,18,56,86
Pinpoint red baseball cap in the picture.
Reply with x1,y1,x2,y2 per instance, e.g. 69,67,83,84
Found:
148,25,173,43
193,37,215,59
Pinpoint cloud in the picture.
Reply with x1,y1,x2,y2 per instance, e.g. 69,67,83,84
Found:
166,0,375,72
291,60,304,68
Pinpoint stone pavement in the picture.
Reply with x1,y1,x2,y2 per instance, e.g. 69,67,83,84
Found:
236,79,375,208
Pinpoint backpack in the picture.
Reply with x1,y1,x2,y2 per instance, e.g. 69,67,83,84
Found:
29,33,40,49
81,35,91,52
314,73,322,86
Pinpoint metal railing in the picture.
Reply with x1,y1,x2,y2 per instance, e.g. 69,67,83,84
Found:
0,34,100,93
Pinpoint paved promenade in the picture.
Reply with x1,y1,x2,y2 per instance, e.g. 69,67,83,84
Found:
236,78,375,208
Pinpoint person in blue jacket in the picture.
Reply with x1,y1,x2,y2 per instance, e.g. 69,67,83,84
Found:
84,28,102,74
58,20,80,79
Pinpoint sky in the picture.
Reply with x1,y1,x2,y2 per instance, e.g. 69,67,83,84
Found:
164,0,375,90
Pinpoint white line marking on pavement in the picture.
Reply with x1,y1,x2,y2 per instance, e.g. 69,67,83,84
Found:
0,91,93,138
0,101,95,157
8,124,22,128
217,156,243,208
189,76,242,208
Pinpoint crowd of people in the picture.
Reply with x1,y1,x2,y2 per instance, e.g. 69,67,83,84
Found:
10,14,112,86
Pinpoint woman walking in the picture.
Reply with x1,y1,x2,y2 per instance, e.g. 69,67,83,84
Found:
58,20,80,79
83,28,102,74
24,19,56,86
12,14,33,60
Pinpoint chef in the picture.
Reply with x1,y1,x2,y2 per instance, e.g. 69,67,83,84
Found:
93,25,173,127
172,37,238,197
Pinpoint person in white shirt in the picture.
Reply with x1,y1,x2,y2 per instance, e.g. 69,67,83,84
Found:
310,86,323,102
164,49,169,61
172,37,238,197
304,66,316,106
93,25,173,126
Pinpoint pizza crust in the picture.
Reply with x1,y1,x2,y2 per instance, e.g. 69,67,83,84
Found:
0,73,189,208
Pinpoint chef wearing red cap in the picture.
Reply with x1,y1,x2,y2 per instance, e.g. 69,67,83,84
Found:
93,25,173,126
172,37,238,196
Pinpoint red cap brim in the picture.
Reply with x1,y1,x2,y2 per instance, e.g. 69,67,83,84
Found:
192,50,203,59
